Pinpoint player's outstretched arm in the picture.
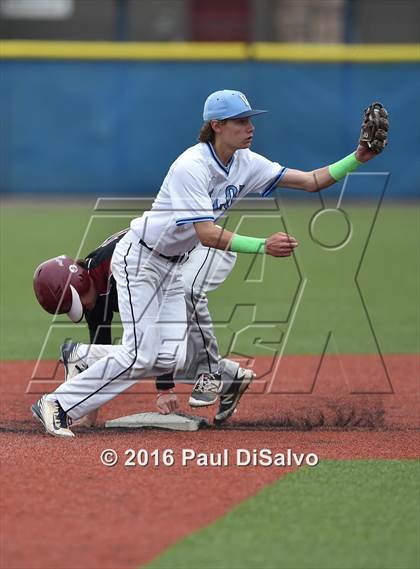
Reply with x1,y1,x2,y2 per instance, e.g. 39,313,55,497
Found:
278,144,379,193
278,101,389,193
194,221,298,258
194,221,233,250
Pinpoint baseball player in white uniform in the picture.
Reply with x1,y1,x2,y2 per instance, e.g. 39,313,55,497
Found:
33,232,246,425
32,89,382,437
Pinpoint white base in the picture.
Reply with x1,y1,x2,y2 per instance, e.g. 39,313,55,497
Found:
105,412,210,431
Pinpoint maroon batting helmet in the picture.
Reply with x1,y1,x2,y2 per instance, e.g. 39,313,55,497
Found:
33,256,91,322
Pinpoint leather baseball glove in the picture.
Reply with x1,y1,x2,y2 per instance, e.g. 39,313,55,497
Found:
359,102,389,153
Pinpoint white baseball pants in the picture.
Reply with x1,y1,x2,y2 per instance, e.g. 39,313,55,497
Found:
73,244,238,382
54,231,188,420
179,244,237,379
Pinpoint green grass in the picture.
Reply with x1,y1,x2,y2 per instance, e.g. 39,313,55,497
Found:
146,460,420,569
1,200,419,359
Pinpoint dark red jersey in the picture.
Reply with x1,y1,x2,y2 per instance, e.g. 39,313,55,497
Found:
85,228,128,296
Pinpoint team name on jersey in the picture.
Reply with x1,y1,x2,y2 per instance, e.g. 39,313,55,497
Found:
212,184,245,211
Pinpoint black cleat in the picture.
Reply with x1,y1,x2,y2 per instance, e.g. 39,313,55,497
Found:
214,367,255,424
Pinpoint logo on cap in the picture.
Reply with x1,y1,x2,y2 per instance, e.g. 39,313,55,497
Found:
237,92,250,106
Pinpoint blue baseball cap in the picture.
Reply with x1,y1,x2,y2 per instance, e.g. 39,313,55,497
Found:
203,90,267,121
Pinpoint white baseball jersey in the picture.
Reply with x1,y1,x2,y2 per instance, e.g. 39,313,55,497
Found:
130,142,287,256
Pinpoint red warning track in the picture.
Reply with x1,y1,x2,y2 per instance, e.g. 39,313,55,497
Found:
1,354,419,569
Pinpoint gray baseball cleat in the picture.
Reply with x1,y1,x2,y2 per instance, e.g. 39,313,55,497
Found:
214,367,255,424
189,373,222,407
60,341,87,381
31,395,75,438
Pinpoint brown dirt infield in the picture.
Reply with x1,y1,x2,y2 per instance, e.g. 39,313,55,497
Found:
1,354,419,569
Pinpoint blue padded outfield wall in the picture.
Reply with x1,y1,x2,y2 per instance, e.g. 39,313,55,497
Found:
1,60,419,198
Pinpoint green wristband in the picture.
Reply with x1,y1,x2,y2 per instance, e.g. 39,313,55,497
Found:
328,152,362,181
230,234,266,254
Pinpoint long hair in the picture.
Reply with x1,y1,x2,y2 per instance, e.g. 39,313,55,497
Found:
198,120,227,143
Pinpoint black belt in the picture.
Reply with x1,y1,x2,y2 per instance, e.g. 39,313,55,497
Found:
139,239,186,263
